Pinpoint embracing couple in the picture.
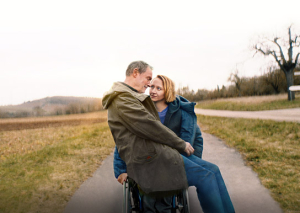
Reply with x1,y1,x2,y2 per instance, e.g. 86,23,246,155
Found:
102,61,235,213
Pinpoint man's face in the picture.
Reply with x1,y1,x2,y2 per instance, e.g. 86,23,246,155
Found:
135,66,153,93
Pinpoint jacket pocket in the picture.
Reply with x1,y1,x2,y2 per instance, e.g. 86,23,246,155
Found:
133,140,158,163
134,151,157,163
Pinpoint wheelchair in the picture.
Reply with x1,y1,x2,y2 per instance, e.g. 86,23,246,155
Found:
123,177,190,213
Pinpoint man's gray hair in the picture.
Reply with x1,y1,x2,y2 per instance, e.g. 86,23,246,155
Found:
126,61,153,76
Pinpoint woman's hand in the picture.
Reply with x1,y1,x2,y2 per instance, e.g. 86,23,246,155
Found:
184,142,194,156
117,173,128,185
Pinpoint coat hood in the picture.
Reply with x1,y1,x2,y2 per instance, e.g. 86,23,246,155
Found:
102,82,149,109
168,95,196,114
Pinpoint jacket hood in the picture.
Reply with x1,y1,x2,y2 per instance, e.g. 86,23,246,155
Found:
102,82,149,109
168,95,196,114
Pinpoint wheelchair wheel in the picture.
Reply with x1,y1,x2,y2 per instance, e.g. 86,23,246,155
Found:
175,189,190,213
123,179,142,213
123,180,131,213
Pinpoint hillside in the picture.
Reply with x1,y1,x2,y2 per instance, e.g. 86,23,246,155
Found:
0,96,102,118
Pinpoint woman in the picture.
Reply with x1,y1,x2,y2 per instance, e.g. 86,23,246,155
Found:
114,75,235,213
149,75,203,159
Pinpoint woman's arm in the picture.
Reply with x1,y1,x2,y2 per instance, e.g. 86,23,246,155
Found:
193,125,203,159
180,110,203,158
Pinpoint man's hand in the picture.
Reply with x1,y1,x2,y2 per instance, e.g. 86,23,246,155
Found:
184,142,194,156
117,173,128,185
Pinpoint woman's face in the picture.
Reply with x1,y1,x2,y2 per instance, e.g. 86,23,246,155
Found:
150,78,165,102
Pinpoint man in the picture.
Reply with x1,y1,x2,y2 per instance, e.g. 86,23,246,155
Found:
102,61,193,194
102,61,235,213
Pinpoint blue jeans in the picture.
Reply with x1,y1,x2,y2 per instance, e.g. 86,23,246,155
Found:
182,155,235,213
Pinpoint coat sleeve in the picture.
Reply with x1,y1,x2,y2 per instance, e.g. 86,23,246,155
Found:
180,110,203,159
193,125,203,159
115,93,186,153
113,146,127,179
180,110,194,144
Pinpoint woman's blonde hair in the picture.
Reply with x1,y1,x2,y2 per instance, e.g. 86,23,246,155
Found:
156,75,176,103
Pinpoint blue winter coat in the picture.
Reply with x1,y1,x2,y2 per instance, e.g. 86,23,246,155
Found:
165,95,203,158
113,95,204,178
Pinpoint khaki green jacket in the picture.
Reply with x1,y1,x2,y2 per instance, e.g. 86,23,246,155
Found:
102,82,188,194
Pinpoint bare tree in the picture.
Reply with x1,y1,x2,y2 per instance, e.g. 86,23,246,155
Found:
262,65,286,94
253,26,300,100
228,69,243,97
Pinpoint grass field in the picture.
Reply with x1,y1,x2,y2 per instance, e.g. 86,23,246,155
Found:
0,111,107,132
0,111,115,213
196,94,300,213
198,116,300,213
196,93,300,111
1,94,299,213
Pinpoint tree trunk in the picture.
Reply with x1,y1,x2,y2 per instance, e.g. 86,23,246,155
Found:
271,83,280,94
285,70,295,100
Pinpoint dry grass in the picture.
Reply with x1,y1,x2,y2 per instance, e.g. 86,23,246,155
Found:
213,94,289,104
0,111,115,213
196,94,300,111
196,94,300,212
0,111,107,131
198,115,300,212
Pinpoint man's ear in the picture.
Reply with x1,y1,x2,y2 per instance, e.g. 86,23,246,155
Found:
132,68,139,78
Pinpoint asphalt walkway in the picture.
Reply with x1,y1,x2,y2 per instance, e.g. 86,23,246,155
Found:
63,108,300,213
64,134,283,213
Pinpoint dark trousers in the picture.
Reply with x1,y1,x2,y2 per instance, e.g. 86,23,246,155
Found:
143,195,173,213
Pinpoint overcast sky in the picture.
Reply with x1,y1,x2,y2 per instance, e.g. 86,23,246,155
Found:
0,0,299,106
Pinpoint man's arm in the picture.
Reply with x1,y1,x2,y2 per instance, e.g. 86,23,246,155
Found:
113,145,192,184
115,93,187,153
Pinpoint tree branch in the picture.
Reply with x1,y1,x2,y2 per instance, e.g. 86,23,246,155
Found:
288,27,293,63
271,51,284,70
295,52,300,65
295,35,299,47
273,37,287,64
254,44,272,55
254,44,285,70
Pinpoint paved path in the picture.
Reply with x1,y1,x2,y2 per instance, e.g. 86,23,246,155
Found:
64,132,283,213
195,108,300,123
64,151,123,213
64,107,300,212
